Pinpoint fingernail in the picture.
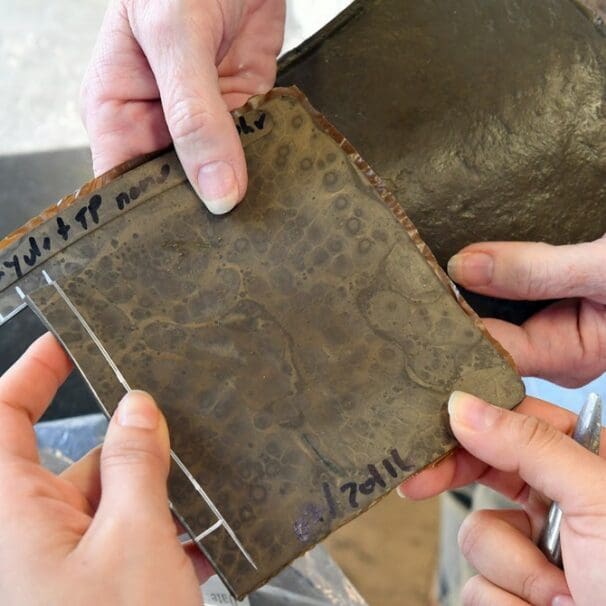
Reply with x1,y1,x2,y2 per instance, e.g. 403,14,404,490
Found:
552,596,575,606
197,161,239,215
396,485,407,499
117,390,159,430
447,252,494,286
447,391,501,431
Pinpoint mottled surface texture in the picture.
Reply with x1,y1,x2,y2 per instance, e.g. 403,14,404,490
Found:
278,0,606,321
1,90,524,598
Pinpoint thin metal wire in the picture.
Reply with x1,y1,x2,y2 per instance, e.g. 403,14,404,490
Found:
0,302,27,326
170,451,257,569
50,280,131,393
194,520,223,543
38,274,255,567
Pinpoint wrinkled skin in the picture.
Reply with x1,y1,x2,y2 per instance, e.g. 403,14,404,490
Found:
81,0,285,214
401,236,606,606
80,3,606,603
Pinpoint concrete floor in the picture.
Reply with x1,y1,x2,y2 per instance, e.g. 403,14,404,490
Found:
327,494,439,606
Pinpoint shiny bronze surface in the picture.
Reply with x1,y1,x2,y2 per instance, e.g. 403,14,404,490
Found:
277,0,606,321
1,89,524,598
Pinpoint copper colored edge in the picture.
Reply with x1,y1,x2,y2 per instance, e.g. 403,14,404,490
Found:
230,86,525,597
1,89,523,595
0,148,172,254
266,87,522,379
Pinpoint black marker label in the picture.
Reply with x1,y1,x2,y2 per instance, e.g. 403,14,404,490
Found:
233,110,273,148
0,154,184,291
293,448,415,543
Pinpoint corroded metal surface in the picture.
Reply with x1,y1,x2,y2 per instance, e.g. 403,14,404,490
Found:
277,0,606,321
2,89,524,598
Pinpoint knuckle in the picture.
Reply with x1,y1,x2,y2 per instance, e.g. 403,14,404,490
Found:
166,99,216,144
520,567,543,603
515,414,563,453
461,575,484,606
101,437,165,471
79,59,115,117
129,0,175,39
518,253,550,299
457,512,486,560
129,0,218,52
129,0,206,46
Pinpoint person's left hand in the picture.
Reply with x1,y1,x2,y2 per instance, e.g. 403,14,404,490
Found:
398,235,606,527
432,392,606,606
0,333,212,605
447,235,606,388
80,0,286,214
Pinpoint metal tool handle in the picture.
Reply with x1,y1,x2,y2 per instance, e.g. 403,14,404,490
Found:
538,393,602,568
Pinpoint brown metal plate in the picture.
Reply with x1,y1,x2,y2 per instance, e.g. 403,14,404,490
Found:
1,88,524,598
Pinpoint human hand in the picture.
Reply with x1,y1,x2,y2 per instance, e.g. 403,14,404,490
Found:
399,236,606,496
429,391,606,606
81,0,285,214
0,333,211,605
447,235,606,387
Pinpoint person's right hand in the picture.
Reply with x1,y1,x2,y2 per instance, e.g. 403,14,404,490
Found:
438,392,606,606
81,0,286,215
399,235,606,502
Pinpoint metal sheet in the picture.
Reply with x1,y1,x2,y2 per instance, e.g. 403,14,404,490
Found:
4,89,524,598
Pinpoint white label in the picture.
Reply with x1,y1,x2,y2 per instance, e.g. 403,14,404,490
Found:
201,576,251,606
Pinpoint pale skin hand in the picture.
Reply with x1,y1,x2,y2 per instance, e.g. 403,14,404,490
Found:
81,0,286,214
437,392,606,606
398,238,606,605
401,236,606,501
0,333,212,605
448,235,606,387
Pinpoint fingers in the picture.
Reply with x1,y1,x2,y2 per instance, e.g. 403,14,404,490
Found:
81,0,172,175
458,510,569,606
399,447,484,500
399,396,586,500
127,0,248,214
83,0,248,213
447,392,606,513
95,390,172,532
60,446,102,513
482,318,537,378
216,0,285,107
484,299,606,388
462,575,532,606
0,333,72,461
447,237,606,303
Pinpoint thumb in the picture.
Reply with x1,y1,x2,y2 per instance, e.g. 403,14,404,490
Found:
447,391,606,513
447,236,606,303
130,1,247,214
97,390,172,528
